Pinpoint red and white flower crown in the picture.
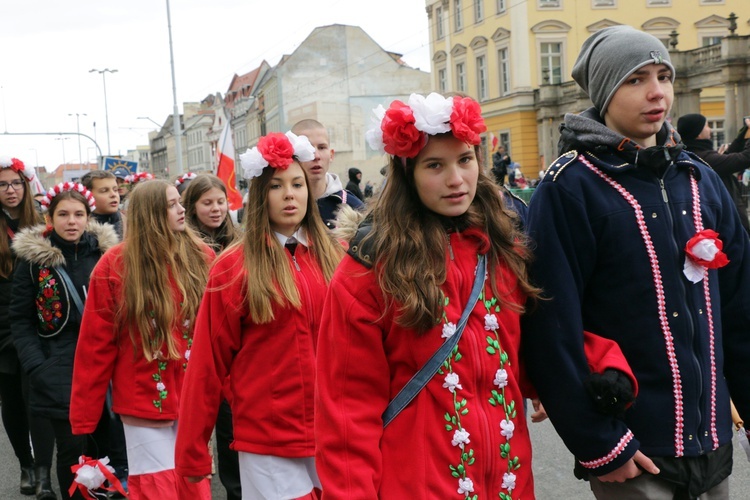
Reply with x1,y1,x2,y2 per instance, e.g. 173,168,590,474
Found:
125,172,154,184
40,182,96,213
365,93,487,159
175,172,197,186
239,131,315,180
0,155,36,181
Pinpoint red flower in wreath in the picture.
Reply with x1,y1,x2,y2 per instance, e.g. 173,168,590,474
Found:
450,96,487,145
257,133,295,169
381,100,425,158
683,229,730,283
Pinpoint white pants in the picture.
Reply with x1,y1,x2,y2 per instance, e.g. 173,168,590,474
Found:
238,452,320,500
121,422,177,475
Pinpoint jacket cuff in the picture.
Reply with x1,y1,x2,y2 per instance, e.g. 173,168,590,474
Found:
579,430,639,476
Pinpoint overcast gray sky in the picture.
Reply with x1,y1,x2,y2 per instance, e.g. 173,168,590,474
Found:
0,0,430,171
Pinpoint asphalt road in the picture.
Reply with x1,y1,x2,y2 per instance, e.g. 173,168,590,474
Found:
1,413,749,498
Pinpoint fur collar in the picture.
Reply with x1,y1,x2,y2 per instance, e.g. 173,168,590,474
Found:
12,221,119,267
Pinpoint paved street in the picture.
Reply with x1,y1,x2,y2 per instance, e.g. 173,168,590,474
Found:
1,413,749,498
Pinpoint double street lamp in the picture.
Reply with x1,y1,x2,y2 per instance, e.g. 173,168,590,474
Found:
89,68,118,157
68,113,87,165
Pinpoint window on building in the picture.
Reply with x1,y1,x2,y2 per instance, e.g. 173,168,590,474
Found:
702,36,722,46
647,0,670,5
438,68,447,92
498,47,510,95
592,0,615,6
538,0,561,7
455,0,463,31
436,6,444,39
540,42,562,84
475,0,484,23
708,119,725,149
476,55,488,101
499,131,511,155
700,0,724,4
497,0,506,13
456,62,466,92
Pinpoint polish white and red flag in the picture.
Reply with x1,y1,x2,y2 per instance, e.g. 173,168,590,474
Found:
215,117,243,210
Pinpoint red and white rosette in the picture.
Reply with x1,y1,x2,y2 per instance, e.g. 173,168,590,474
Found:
125,171,155,185
683,229,729,283
175,172,197,186
0,155,46,194
365,92,487,159
69,455,127,499
40,182,96,213
239,131,315,180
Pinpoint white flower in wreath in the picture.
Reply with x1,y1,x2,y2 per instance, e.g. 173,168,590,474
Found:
442,321,457,339
502,471,517,491
494,368,508,388
457,477,474,495
451,428,471,449
443,372,463,393
156,382,166,391
500,419,515,439
408,92,453,135
484,313,499,331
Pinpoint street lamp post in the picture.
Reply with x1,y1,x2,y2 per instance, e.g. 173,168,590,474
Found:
89,68,118,157
68,113,87,165
55,137,70,166
165,0,184,176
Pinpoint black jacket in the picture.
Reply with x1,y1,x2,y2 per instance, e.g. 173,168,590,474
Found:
346,168,364,201
683,128,750,233
9,222,117,419
0,215,21,374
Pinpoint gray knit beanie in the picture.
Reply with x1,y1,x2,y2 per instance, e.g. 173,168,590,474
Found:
572,26,675,117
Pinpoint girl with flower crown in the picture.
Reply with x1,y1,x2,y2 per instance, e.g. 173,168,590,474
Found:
314,93,541,499
68,180,214,499
174,131,343,499
10,181,119,499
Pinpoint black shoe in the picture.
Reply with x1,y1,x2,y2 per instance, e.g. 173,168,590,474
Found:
20,466,36,495
34,466,56,500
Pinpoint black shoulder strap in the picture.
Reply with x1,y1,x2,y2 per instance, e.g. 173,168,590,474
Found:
347,218,375,268
54,266,85,317
382,254,487,427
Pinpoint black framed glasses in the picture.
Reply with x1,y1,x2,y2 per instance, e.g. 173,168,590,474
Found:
0,180,25,191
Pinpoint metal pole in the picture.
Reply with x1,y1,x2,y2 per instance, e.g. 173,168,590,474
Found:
89,69,117,157
3,131,104,168
166,0,184,176
69,113,86,165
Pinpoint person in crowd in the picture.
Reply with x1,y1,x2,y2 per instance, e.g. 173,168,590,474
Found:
522,26,750,498
81,170,124,239
182,174,238,254
112,167,130,204
175,131,343,499
346,168,364,201
175,172,197,198
314,93,540,498
290,119,363,228
364,180,374,199
181,172,240,499
0,156,57,499
119,171,153,215
69,180,214,499
678,113,750,234
492,144,511,186
10,182,118,500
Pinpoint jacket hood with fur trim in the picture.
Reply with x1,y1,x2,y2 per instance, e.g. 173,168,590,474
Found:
12,221,119,267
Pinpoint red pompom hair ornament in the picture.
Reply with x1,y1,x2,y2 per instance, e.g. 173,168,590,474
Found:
175,172,197,186
365,93,487,159
125,172,155,185
40,182,96,213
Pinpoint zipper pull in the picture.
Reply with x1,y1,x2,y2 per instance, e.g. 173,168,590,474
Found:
659,178,669,203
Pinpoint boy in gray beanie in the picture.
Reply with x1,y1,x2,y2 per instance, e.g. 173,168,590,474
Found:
523,25,750,499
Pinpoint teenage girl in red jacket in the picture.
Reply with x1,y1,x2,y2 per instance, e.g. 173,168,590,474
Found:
175,132,343,499
69,180,214,499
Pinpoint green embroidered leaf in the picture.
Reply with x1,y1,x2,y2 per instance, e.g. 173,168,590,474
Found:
152,373,161,381
486,335,494,344
462,452,468,461
451,416,457,425
495,305,500,313
160,390,168,399
496,393,504,404
444,296,449,306
449,465,457,472
489,398,497,406
461,408,469,415
509,401,515,412
501,450,509,458
438,368,444,375
451,471,460,478
455,353,462,362
452,345,459,354
514,463,521,470
512,457,519,465
460,399,467,407
511,410,517,419
443,360,450,370
468,457,475,465
484,300,492,309
486,346,496,355
445,424,453,431
493,339,500,349
457,464,465,474
500,352,509,364
444,412,452,422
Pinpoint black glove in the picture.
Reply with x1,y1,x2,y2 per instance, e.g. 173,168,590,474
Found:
583,369,635,417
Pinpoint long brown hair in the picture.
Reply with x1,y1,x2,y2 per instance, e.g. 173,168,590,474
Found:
182,173,237,252
0,171,41,278
363,138,540,333
117,180,210,361
238,162,342,323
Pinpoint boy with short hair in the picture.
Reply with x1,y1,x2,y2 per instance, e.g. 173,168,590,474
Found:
291,119,363,228
81,170,124,239
523,25,750,498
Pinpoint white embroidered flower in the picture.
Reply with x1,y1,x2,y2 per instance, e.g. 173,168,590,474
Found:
156,382,166,391
285,131,315,162
239,147,268,180
150,318,157,328
408,92,453,135
457,477,474,495
502,471,517,491
182,319,190,328
365,105,387,153
494,368,508,388
442,321,457,339
154,350,164,360
185,349,191,361
443,372,463,393
451,428,471,449
484,313,499,331
500,419,515,439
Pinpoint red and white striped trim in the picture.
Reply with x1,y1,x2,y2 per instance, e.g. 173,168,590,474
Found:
581,156,685,456
40,182,96,213
174,172,196,186
579,430,635,469
125,172,154,184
